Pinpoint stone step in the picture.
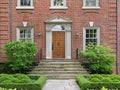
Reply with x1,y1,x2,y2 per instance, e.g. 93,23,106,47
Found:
36,64,82,68
33,67,86,71
30,70,87,74
30,60,88,79
41,60,78,62
39,73,85,79
39,61,80,65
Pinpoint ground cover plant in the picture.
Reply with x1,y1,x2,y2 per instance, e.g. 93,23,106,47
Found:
0,74,47,90
80,43,115,74
76,74,120,90
3,41,37,73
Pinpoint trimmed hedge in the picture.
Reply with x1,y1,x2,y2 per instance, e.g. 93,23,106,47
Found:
76,74,120,90
0,87,16,90
0,74,47,90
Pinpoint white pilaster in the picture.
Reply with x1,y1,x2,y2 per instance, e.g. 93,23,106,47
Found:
65,31,71,59
46,31,52,59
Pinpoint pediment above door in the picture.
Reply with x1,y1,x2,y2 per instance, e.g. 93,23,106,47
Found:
45,16,72,24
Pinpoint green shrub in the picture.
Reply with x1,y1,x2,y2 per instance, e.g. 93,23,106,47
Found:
0,87,16,90
0,74,47,90
3,41,37,73
90,78,100,82
76,74,120,90
80,43,115,74
1,80,13,84
0,75,14,83
15,74,31,83
0,74,31,84
101,78,112,82
90,74,103,80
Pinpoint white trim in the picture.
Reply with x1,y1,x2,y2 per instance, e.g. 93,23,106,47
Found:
49,6,68,10
83,28,86,50
16,28,20,40
83,27,100,50
65,31,71,59
46,31,52,59
46,24,71,59
16,7,34,10
82,7,100,10
16,0,34,10
31,28,34,42
83,0,100,9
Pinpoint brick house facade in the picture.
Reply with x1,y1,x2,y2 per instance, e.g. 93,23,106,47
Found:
0,0,119,74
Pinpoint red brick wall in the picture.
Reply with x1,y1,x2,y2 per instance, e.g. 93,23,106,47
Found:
117,0,120,75
0,0,118,73
0,0,10,62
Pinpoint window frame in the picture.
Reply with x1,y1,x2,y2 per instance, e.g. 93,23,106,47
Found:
16,0,34,10
50,0,68,9
83,27,100,50
16,27,34,42
82,0,100,9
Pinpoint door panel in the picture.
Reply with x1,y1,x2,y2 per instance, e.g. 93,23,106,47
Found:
52,31,65,58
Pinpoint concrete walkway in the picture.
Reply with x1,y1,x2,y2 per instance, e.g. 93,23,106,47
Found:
42,79,80,90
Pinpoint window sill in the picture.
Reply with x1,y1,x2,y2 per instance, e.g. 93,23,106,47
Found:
82,7,100,10
16,6,34,10
49,6,68,10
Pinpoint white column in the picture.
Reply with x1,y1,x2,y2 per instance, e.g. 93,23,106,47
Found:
46,31,52,59
65,31,71,59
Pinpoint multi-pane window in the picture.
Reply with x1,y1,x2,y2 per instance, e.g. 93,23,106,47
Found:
53,0,64,6
17,27,34,42
86,0,96,7
20,0,31,6
86,29,97,45
83,0,99,8
16,0,34,9
83,28,100,49
50,0,67,9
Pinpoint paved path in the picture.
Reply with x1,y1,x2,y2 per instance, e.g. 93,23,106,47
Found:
42,79,80,90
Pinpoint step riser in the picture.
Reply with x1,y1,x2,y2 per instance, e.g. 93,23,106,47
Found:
33,68,86,71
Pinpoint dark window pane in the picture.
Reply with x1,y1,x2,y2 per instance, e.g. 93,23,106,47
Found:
20,0,30,6
90,34,94,37
94,34,96,37
86,29,89,33
94,29,97,33
86,34,89,38
90,30,94,33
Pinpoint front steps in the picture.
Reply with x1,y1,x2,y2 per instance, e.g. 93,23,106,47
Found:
30,60,88,79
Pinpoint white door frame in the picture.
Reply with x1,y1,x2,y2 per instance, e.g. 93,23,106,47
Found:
45,17,72,59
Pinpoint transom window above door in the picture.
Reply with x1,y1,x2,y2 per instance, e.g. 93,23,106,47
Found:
50,0,68,9
82,0,100,9
52,25,65,31
16,0,34,9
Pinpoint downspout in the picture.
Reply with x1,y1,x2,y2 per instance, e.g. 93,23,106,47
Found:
116,0,119,74
9,0,12,41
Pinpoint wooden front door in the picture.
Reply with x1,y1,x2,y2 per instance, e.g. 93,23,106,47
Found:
52,31,65,58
